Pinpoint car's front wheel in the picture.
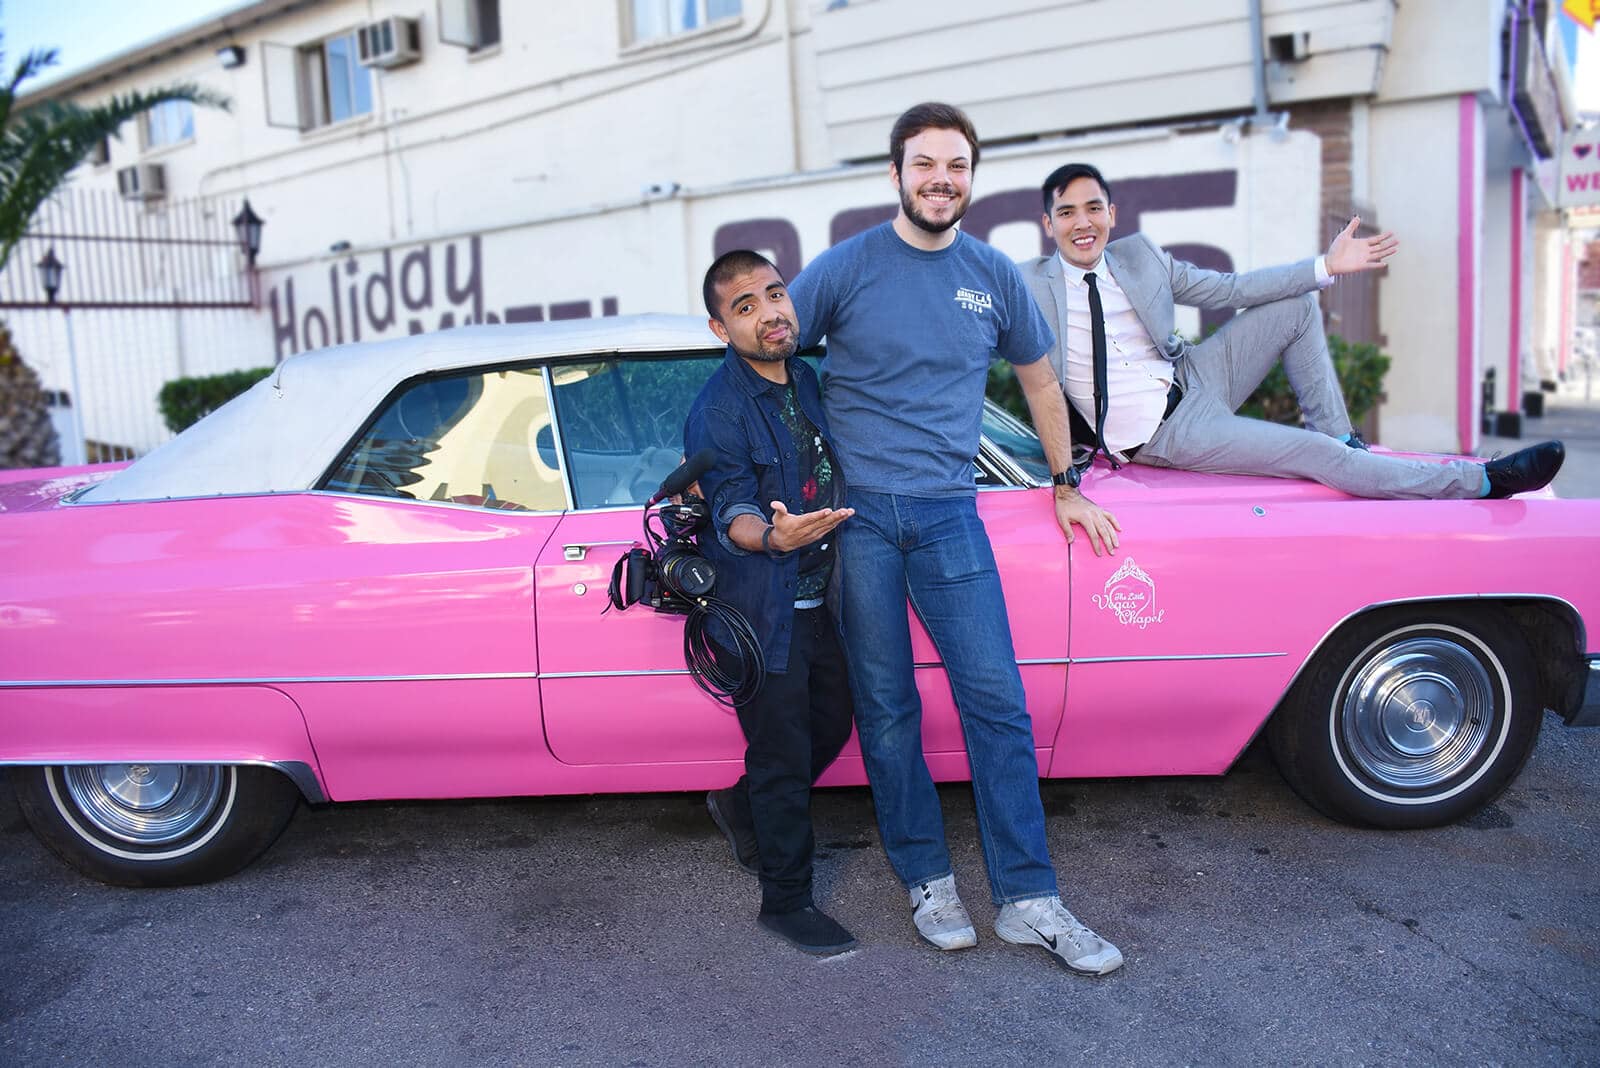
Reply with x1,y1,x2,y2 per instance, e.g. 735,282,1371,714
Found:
10,763,301,886
1268,606,1543,828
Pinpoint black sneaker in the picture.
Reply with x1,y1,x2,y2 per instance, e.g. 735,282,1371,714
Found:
706,787,759,876
1345,430,1372,451
758,906,857,956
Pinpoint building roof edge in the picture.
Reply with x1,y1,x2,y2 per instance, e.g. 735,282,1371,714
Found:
17,0,319,103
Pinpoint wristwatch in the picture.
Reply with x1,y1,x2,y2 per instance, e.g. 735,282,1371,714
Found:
1052,467,1081,489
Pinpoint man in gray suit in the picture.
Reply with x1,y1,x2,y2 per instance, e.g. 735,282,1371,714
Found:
1019,162,1563,501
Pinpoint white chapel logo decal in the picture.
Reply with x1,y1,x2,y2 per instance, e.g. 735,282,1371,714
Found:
954,287,993,314
1092,557,1166,629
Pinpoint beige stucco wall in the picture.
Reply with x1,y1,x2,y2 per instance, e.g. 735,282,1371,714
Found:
1367,93,1476,452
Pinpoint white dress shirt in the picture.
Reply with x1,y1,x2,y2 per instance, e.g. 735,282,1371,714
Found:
1059,254,1172,454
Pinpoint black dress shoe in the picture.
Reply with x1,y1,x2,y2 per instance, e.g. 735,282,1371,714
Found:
706,786,760,876
1344,430,1372,451
1484,440,1565,499
758,906,857,956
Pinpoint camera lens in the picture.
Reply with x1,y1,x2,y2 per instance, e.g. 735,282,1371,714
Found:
659,546,715,598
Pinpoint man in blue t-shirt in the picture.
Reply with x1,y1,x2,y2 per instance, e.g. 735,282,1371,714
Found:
788,102,1124,975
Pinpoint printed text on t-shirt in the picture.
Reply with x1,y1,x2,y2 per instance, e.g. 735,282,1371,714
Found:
954,287,994,314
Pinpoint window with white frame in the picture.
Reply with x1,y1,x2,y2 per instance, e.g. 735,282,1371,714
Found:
141,99,195,149
628,0,742,45
299,31,373,127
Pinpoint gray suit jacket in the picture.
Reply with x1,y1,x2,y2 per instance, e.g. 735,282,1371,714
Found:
1019,232,1320,390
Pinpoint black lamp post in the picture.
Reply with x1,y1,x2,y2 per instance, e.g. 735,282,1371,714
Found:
33,247,85,462
36,246,64,304
232,199,263,265
231,199,264,305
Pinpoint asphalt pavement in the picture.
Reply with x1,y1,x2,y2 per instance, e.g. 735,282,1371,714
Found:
4,722,1599,1066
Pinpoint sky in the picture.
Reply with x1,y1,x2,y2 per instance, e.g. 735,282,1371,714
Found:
3,0,236,85
6,0,1600,107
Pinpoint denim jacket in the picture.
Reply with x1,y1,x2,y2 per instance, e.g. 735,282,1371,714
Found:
682,349,845,673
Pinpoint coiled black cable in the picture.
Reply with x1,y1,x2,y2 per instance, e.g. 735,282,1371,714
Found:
682,595,765,707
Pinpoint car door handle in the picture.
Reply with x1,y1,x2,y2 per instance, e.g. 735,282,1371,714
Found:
563,540,637,561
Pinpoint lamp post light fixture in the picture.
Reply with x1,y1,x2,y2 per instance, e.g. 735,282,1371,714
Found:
36,246,64,303
231,198,265,306
232,199,263,265
33,246,87,466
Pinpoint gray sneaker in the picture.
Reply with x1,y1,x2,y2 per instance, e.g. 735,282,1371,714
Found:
994,895,1123,975
909,875,977,950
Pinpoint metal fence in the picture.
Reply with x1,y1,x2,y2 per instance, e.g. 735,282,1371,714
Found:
0,190,264,462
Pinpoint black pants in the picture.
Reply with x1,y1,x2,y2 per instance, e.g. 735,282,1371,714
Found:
722,606,854,913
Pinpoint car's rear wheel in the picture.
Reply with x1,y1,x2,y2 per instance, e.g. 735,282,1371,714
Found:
10,763,301,886
1267,606,1542,828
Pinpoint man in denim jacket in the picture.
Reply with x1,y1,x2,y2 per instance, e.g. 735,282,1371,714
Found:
684,249,857,955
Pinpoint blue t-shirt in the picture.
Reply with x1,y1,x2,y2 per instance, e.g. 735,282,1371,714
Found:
789,222,1053,497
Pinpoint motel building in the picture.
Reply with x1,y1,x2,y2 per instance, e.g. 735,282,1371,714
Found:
3,0,1586,463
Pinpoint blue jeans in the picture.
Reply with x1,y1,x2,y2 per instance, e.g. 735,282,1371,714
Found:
839,489,1057,905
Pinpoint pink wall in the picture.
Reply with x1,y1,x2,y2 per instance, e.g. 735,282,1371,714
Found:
1508,167,1524,414
1457,95,1478,453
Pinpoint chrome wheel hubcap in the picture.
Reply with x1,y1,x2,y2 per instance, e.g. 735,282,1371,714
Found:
1341,637,1495,790
62,764,227,845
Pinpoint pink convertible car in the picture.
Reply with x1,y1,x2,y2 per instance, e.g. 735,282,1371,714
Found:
4,316,1597,886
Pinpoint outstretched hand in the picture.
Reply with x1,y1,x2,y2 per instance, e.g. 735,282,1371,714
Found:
767,500,854,553
1325,215,1398,276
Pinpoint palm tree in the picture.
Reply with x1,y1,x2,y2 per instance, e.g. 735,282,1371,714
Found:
0,39,227,468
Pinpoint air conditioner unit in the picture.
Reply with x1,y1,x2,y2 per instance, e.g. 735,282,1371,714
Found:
116,163,166,201
357,16,421,68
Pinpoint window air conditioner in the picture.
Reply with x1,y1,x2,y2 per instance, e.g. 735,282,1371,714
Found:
116,163,166,201
357,16,422,68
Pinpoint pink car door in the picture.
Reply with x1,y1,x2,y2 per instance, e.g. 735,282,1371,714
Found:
535,355,750,783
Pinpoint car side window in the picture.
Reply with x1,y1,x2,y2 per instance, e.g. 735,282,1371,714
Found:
322,367,566,511
550,354,720,509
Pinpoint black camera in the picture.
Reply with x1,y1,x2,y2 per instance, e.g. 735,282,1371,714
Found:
604,450,764,706
613,497,717,614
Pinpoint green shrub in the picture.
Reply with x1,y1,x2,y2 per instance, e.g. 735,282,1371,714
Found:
158,367,273,433
984,333,1391,431
1238,334,1390,427
985,360,1028,423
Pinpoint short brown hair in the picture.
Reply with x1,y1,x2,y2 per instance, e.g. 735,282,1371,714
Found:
889,102,980,172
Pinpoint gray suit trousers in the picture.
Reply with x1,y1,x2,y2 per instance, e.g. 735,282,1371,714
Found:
1132,294,1484,500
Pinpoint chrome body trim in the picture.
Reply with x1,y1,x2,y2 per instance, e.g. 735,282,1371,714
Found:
0,759,327,804
0,672,540,688
542,365,578,512
2,654,1297,687
538,668,692,679
1067,652,1288,665
975,436,1037,489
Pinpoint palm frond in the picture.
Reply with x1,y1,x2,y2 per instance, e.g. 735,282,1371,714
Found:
0,34,230,275
0,48,60,133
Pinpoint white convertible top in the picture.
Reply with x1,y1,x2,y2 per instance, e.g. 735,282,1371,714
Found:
80,314,723,503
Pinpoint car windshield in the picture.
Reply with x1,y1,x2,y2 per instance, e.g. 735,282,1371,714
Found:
981,401,1049,481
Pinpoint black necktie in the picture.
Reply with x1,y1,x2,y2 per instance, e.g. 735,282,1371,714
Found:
1083,271,1116,468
